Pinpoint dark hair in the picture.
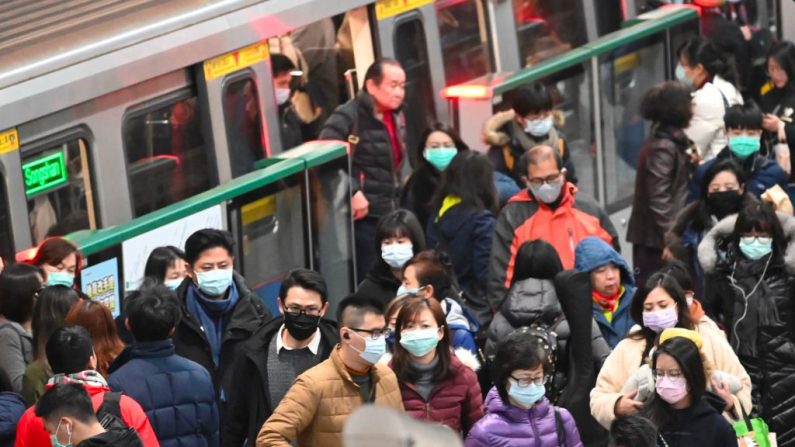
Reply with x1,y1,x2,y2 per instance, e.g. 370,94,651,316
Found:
512,82,554,117
364,58,402,87
629,273,695,359
46,326,94,375
31,285,81,360
512,240,564,284
126,284,181,342
391,297,452,383
492,327,554,403
723,102,763,130
271,53,296,77
0,263,43,323
678,36,738,87
415,123,469,170
337,294,385,327
431,151,498,215
279,269,328,305
644,337,707,428
521,144,564,174
64,300,125,376
640,81,693,129
35,383,97,424
403,250,455,301
609,415,658,447
733,200,786,257
656,261,695,292
184,229,235,266
374,210,426,258
31,237,82,275
768,40,795,91
143,246,186,283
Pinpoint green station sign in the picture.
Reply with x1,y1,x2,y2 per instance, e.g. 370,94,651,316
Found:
23,151,68,196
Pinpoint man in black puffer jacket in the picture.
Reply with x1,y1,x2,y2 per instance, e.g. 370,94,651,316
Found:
319,59,407,281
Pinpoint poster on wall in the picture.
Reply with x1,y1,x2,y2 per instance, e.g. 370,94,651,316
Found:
81,258,121,317
121,205,225,291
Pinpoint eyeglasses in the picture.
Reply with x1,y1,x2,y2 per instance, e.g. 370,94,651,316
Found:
284,306,322,317
349,327,392,340
652,369,683,379
527,173,562,188
510,375,549,387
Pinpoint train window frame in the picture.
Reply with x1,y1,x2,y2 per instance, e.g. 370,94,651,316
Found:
221,69,267,178
435,0,494,86
0,170,13,262
120,87,217,218
20,126,99,243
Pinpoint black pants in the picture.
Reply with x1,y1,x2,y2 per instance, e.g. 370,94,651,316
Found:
354,217,378,284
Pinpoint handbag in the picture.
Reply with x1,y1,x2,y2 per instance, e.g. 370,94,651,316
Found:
733,404,775,447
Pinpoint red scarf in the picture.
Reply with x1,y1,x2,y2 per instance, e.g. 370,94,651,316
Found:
593,289,621,313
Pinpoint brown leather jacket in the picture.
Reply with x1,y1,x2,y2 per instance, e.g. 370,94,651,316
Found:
627,125,692,249
256,345,404,447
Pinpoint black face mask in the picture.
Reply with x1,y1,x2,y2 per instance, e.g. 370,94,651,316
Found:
707,190,743,219
283,312,321,341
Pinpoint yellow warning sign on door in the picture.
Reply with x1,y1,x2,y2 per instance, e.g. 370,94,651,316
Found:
0,128,19,154
375,0,434,20
203,42,269,81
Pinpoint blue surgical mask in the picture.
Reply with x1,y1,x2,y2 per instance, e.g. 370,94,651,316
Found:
739,236,773,260
164,278,183,291
349,331,387,364
675,64,693,87
47,271,74,287
396,284,420,297
508,379,546,408
524,116,554,137
399,328,440,357
423,147,457,171
729,135,761,159
381,243,413,269
196,268,233,296
50,420,73,447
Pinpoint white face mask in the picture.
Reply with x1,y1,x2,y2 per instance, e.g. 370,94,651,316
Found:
275,87,291,105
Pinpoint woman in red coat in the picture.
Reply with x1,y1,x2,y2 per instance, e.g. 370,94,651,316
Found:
390,296,484,434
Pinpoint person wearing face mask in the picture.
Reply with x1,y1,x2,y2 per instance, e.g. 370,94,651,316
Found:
590,273,751,430
143,246,188,291
484,81,576,187
400,124,470,228
31,237,81,289
256,294,403,447
270,54,304,152
223,269,338,447
666,159,756,302
171,229,270,415
656,261,722,335
35,383,144,447
355,209,425,305
627,81,696,288
466,328,582,447
488,145,619,312
676,36,744,161
642,336,737,447
689,102,788,201
759,41,795,179
389,297,483,433
698,201,795,444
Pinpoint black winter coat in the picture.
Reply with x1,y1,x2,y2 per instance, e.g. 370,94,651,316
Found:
650,396,738,447
172,273,270,412
400,164,441,229
222,317,339,447
319,90,406,218
759,85,795,180
78,428,144,447
355,261,402,306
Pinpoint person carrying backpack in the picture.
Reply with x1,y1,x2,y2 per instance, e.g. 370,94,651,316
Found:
14,326,159,447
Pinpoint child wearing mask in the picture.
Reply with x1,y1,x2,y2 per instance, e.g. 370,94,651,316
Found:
466,327,582,447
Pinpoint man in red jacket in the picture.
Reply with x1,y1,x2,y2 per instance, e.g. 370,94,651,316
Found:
487,145,620,311
14,326,159,447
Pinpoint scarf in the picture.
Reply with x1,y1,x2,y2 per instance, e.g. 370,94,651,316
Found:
48,369,108,388
186,280,240,366
593,286,624,322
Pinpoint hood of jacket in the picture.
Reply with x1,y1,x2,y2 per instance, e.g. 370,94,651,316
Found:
698,211,795,275
574,237,634,287
77,428,143,447
499,277,561,327
443,297,472,330
482,109,566,146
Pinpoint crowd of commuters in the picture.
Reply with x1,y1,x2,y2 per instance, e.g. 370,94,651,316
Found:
1,10,795,447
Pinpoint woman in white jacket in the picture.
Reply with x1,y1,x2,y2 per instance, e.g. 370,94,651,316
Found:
677,37,744,161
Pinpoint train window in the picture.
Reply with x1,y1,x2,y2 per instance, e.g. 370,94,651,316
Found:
394,18,436,158
0,174,13,261
436,0,493,85
122,94,214,218
513,0,588,67
23,137,96,244
224,76,265,178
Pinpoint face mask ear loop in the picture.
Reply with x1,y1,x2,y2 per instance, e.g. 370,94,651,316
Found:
730,253,772,350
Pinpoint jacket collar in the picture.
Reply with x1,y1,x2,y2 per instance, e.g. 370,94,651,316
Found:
484,386,552,422
330,345,384,388
129,339,176,358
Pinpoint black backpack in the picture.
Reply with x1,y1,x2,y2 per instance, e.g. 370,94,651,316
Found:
96,392,128,430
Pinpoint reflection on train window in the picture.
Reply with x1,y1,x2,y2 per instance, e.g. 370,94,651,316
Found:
23,138,96,244
224,77,265,178
239,184,306,292
123,95,213,218
394,18,436,159
436,0,492,85
514,0,587,67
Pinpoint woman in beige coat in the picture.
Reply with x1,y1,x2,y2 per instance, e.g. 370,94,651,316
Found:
590,272,751,429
